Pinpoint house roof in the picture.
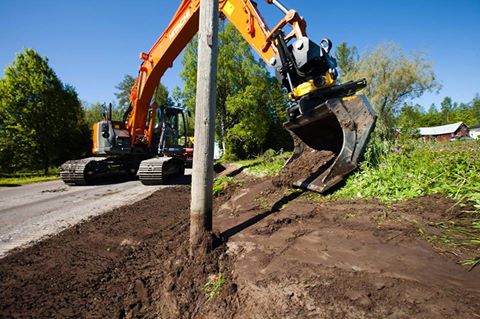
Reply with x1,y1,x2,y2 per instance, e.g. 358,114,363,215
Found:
418,122,466,136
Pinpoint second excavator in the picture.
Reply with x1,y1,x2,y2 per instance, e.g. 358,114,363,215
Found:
61,0,376,193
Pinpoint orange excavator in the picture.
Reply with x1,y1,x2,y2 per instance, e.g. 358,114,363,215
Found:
61,0,376,192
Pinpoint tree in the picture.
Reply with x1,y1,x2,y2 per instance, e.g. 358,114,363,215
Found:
153,82,171,106
395,95,480,132
342,43,441,140
114,75,135,113
450,101,477,126
178,22,290,159
334,42,358,78
115,74,170,118
0,49,90,173
473,95,480,124
440,96,453,123
397,103,423,131
83,102,106,129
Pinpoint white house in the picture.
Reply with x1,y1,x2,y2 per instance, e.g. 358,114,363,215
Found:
469,125,480,139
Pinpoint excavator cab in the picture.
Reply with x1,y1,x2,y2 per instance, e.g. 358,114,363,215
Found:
157,106,189,157
137,105,191,185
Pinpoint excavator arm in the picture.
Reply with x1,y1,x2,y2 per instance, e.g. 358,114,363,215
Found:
127,0,313,146
126,0,376,193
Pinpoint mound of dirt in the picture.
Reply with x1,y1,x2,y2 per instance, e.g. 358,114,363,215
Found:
0,186,230,319
272,137,335,188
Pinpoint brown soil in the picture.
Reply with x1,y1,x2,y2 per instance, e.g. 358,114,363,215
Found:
0,187,229,319
272,136,335,187
1,179,480,318
215,179,480,318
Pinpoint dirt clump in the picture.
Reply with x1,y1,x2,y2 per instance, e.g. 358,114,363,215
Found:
272,137,335,187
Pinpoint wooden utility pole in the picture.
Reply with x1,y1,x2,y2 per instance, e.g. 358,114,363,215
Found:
190,0,219,256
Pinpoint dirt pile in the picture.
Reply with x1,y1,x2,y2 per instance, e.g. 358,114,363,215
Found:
0,186,231,319
272,136,335,187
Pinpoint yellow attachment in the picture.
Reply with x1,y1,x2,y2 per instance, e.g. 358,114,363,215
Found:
342,95,359,102
324,72,336,87
289,80,317,100
289,73,336,100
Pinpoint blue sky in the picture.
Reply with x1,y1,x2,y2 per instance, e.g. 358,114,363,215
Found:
1,0,479,109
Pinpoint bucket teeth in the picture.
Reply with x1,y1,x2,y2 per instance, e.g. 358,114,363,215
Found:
281,95,376,193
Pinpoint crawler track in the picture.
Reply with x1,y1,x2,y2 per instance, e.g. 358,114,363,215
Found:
138,157,184,185
60,157,107,185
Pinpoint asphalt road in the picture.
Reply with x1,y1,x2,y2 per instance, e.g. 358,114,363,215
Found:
0,172,191,258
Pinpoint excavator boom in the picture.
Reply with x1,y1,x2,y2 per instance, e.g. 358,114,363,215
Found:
127,0,283,146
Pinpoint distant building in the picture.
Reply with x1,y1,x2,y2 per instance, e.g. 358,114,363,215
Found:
418,122,470,142
470,125,480,139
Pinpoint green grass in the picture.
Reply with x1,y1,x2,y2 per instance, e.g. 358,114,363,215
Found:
213,176,241,196
0,168,60,186
333,140,480,206
203,273,225,302
462,256,480,271
332,139,480,265
235,149,291,177
0,175,59,186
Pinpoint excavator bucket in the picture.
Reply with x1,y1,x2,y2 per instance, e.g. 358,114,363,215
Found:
281,94,376,193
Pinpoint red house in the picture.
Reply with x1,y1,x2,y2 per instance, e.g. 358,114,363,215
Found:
418,122,470,142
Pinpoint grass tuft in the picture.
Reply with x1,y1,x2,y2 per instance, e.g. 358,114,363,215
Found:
203,273,225,302
212,176,241,196
235,149,291,177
